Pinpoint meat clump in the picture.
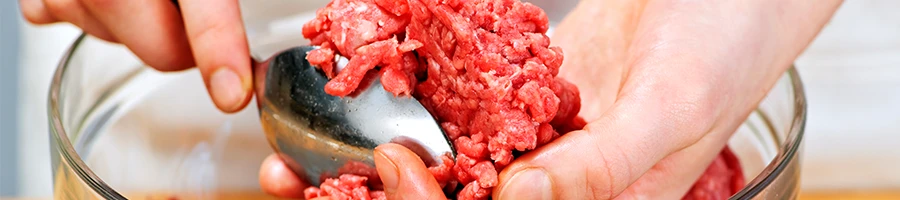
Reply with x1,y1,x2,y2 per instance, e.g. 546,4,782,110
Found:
304,174,387,200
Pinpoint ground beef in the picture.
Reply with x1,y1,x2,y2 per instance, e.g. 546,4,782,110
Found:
299,0,744,199
332,161,381,187
302,0,422,97
304,174,387,200
683,148,746,200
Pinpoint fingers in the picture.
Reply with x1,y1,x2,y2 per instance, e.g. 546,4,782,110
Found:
259,154,308,198
23,0,188,65
495,0,844,198
19,0,56,24
494,96,719,200
495,2,737,198
495,62,740,199
178,0,253,113
552,0,648,122
79,0,194,71
375,143,446,200
24,0,252,113
26,0,117,42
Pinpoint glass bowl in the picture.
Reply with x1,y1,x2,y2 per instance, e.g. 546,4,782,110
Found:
47,0,807,199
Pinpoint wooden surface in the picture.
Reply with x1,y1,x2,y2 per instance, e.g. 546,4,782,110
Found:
799,191,900,200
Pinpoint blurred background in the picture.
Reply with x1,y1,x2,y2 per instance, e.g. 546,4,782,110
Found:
1,0,899,199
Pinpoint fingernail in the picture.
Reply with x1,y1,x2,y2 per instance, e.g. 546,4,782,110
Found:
498,168,552,200
375,150,399,191
209,67,246,112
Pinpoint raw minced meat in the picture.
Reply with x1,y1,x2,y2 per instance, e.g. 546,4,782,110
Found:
299,0,744,199
682,148,745,200
304,174,387,200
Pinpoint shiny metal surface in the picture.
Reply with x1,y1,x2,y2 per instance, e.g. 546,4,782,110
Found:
251,46,455,186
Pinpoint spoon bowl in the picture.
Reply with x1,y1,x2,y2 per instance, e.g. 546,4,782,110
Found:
251,46,455,186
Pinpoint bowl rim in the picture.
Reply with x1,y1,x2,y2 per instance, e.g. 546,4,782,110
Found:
48,33,807,199
49,34,127,199
732,63,809,199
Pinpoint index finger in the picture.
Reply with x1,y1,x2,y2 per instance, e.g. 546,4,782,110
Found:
178,0,253,113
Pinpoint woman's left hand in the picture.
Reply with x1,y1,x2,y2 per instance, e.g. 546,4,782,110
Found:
492,0,842,199
259,143,446,200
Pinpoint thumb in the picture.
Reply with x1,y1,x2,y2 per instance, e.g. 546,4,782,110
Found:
375,143,447,200
494,84,723,200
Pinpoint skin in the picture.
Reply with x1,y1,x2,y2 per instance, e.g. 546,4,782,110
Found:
20,0,253,113
499,0,844,199
21,0,843,199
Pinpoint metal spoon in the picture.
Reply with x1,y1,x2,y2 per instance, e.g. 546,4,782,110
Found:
251,46,455,186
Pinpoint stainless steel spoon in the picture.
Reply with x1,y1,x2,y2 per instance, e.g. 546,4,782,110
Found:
252,46,455,186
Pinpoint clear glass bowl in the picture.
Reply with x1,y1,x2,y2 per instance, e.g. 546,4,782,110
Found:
47,0,807,199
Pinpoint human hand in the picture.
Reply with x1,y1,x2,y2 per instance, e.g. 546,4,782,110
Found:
20,0,253,113
259,143,447,200
259,0,843,199
493,0,842,199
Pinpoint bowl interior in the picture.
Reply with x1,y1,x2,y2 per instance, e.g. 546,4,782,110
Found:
50,0,803,199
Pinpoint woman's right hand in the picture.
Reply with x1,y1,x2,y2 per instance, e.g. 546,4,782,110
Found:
20,0,254,114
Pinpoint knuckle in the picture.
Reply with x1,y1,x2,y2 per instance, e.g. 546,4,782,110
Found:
582,138,627,200
668,90,717,131
655,78,719,147
586,158,618,199
629,54,722,148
